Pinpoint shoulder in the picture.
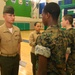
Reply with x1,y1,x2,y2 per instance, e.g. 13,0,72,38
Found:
13,25,20,31
0,24,5,28
65,28,75,36
30,31,36,35
0,24,5,32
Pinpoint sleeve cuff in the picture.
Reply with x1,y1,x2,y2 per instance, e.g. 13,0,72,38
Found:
35,45,51,58
66,47,71,54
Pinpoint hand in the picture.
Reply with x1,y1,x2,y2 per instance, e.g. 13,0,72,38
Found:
64,68,66,71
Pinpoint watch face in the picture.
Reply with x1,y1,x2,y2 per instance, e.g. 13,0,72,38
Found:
11,0,16,3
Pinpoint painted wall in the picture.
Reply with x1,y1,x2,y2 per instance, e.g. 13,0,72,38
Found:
0,0,5,21
0,0,42,22
0,0,43,30
6,0,31,17
46,0,60,3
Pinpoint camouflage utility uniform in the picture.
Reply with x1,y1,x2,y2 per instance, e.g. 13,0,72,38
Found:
35,25,68,75
65,28,75,75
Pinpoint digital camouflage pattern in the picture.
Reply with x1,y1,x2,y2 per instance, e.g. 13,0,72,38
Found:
35,25,68,75
65,28,75,75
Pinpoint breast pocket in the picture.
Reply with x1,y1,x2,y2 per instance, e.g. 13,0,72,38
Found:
15,35,20,40
14,33,20,43
1,36,11,45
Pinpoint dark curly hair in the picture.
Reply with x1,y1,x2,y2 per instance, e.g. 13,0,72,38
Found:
43,2,60,21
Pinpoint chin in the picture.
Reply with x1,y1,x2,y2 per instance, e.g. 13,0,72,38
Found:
11,21,14,23
10,22,14,24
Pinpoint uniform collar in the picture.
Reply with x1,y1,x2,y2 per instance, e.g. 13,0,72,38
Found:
35,30,40,34
3,23,17,33
67,27,73,30
46,25,59,30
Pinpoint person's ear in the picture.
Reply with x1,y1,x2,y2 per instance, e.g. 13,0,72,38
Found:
46,13,50,18
47,13,52,18
3,14,5,18
66,20,69,24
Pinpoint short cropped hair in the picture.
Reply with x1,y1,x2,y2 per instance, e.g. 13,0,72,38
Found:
34,22,40,26
43,2,60,21
63,14,73,25
3,5,14,14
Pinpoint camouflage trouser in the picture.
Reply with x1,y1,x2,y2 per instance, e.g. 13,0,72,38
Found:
47,60,67,75
67,57,75,75
47,71,58,75
47,69,67,75
67,64,75,75
58,69,67,75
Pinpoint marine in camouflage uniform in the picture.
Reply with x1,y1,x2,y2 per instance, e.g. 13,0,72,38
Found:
35,2,68,75
35,25,68,75
61,14,75,75
65,28,75,75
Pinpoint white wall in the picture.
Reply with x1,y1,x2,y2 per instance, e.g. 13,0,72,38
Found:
46,0,61,3
0,0,61,25
0,0,61,23
0,0,5,20
0,0,5,25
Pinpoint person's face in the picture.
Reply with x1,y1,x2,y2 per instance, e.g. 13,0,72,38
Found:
61,17,67,28
3,13,15,24
34,23,41,32
42,11,48,26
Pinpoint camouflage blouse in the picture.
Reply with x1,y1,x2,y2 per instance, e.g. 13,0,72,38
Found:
35,25,68,72
65,28,75,64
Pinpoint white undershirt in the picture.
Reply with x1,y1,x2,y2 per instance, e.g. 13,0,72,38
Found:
8,28,13,33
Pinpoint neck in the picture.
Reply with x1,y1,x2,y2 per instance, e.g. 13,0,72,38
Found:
5,22,13,28
36,30,40,33
48,21,58,27
66,24,72,30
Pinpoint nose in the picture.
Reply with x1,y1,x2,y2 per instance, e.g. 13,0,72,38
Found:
12,15,15,19
39,27,41,29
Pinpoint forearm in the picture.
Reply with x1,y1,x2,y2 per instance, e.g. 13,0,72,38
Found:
18,43,21,60
29,33,37,47
66,47,71,62
65,53,69,62
36,55,47,75
29,41,36,47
